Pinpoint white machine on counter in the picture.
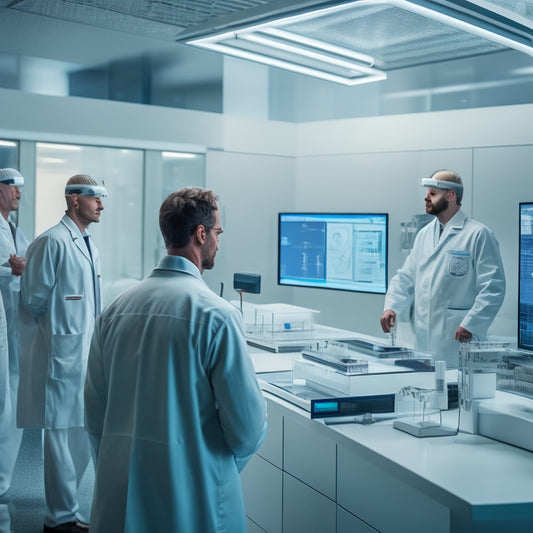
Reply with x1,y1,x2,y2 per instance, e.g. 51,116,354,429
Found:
258,338,436,422
459,341,533,453
457,340,509,434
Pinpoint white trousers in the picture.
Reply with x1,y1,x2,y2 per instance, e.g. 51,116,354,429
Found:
43,427,91,527
0,390,23,533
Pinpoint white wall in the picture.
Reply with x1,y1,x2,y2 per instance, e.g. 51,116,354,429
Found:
1,86,531,341
293,105,533,338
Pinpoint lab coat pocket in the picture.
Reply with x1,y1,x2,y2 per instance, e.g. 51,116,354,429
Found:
50,333,83,381
447,250,470,277
444,308,468,340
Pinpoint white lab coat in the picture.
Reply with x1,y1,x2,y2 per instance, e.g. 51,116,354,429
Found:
0,215,29,396
85,255,267,533
18,214,102,429
384,210,505,367
0,292,10,435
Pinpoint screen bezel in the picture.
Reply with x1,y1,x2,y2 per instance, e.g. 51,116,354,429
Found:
518,202,533,351
277,212,389,295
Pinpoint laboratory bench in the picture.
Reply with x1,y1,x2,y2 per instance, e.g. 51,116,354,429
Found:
241,349,533,533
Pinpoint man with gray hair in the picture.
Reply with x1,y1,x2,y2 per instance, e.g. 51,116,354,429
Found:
20,174,105,532
380,169,505,368
0,168,29,532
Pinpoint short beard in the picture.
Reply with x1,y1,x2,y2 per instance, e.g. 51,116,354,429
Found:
427,196,448,216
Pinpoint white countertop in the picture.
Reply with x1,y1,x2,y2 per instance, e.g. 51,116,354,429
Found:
250,347,533,510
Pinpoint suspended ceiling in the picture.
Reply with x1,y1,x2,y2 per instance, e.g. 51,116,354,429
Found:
0,1,533,121
2,1,533,68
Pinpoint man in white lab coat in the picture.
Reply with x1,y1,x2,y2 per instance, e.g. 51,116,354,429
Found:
0,168,29,532
381,170,505,368
19,175,105,533
85,187,267,533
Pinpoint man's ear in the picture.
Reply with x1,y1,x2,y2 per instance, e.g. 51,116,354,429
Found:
195,224,207,245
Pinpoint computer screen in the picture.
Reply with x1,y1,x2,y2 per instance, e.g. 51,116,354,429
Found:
519,202,533,351
278,212,388,294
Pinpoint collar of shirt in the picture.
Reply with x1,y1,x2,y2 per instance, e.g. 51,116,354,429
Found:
154,254,204,281
61,213,91,239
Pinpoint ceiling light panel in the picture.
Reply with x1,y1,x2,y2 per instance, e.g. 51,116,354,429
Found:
276,2,508,70
187,0,533,84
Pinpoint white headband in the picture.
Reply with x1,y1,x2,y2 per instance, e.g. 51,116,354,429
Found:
0,168,24,187
421,178,463,193
65,184,108,197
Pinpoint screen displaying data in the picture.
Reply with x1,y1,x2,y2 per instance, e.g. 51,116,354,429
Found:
519,202,533,351
278,213,388,294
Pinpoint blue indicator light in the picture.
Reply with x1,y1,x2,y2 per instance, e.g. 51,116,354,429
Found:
313,401,339,413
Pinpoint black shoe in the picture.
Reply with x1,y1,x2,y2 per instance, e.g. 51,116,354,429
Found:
43,521,89,532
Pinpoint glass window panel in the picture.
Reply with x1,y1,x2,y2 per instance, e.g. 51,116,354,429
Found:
0,139,20,225
0,139,18,168
152,151,206,262
161,151,205,198
35,142,144,305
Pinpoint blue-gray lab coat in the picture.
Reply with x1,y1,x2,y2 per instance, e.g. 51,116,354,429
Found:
85,255,267,533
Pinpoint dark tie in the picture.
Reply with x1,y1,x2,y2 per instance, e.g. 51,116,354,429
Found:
9,221,17,253
83,235,93,260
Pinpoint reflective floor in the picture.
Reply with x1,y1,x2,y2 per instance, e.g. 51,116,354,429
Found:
2,430,94,533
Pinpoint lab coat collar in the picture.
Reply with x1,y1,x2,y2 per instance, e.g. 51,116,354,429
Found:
154,255,204,282
0,215,9,231
60,214,93,262
432,209,466,249
446,209,466,232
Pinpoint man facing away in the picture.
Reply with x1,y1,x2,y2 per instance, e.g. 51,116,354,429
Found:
0,168,29,532
85,187,267,533
381,170,505,368
19,175,105,532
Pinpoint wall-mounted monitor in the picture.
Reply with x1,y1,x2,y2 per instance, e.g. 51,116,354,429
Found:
519,202,533,351
278,212,388,294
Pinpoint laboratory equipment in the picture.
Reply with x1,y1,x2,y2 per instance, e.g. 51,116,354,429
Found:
278,212,388,294
233,272,261,294
400,213,433,251
458,340,509,434
233,272,261,312
473,350,533,452
258,340,435,417
243,303,367,352
393,360,455,437
246,303,319,337
393,386,456,437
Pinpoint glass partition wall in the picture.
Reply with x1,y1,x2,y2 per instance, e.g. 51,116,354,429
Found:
35,142,144,304
0,139,19,225
26,141,206,306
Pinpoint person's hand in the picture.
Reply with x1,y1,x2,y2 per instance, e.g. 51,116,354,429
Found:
9,254,26,276
455,326,472,342
380,309,396,333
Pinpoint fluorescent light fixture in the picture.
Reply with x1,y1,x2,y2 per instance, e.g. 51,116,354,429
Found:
162,151,197,159
41,157,66,164
37,143,82,151
188,2,387,86
0,140,17,147
187,0,533,84
391,0,533,57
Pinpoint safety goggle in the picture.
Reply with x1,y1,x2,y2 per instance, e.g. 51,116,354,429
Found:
65,184,108,197
421,178,463,193
0,176,24,187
